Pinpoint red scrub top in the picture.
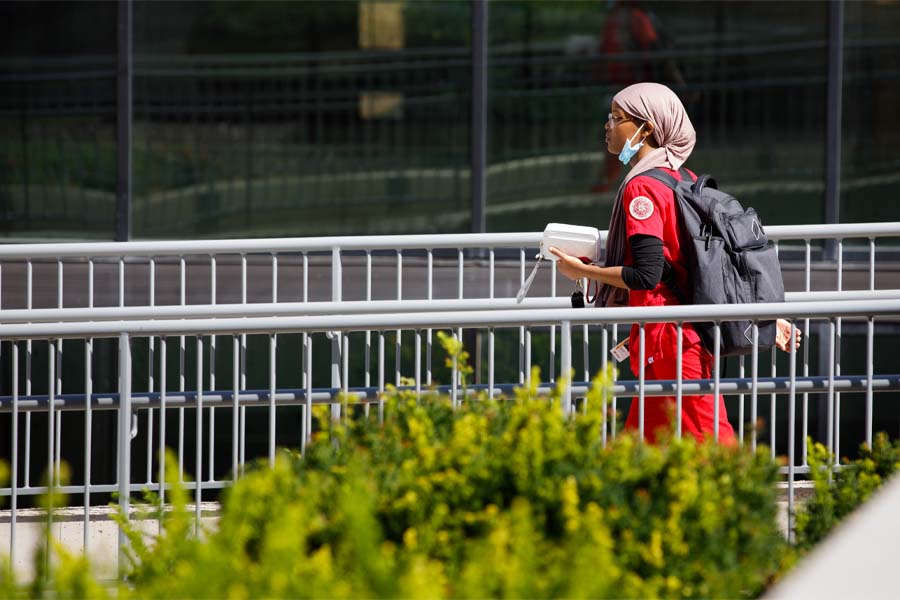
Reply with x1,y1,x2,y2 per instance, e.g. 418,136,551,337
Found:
620,167,736,444
621,167,701,370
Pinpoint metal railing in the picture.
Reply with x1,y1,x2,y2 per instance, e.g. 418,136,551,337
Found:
1,298,900,563
2,222,900,569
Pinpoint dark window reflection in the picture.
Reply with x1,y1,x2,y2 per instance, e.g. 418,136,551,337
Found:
1,1,898,239
133,0,471,239
487,0,829,232
841,1,900,223
0,1,117,239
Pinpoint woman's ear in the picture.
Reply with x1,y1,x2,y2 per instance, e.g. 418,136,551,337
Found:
643,121,655,142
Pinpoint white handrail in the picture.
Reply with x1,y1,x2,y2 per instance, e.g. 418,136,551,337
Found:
1,290,898,325
1,298,898,340
1,222,899,259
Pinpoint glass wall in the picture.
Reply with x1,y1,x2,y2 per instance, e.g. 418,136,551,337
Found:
0,1,897,240
132,0,471,238
486,0,830,232
0,1,117,240
841,0,900,223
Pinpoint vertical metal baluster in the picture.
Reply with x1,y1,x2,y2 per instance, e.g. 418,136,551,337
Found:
489,247,495,300
232,334,239,474
788,321,797,542
365,251,372,414
525,326,532,385
611,324,618,439
770,347,777,460
802,240,811,464
302,253,309,389
415,329,422,401
178,256,186,481
583,322,590,386
159,338,167,518
85,258,94,544
738,356,745,445
56,261,64,485
209,256,217,482
302,253,309,439
451,330,458,409
869,237,876,290
147,259,155,485
117,333,132,577
331,248,342,421
269,254,278,463
457,249,463,394
601,326,608,446
48,340,56,507
25,260,32,489
304,333,313,450
11,343,19,565
676,322,683,439
751,323,759,451
550,260,557,382
240,255,247,473
866,316,874,448
395,250,402,387
835,239,843,465
342,333,350,418
561,320,572,415
713,324,721,443
519,249,526,383
117,256,127,518
195,336,203,533
44,340,57,572
827,319,836,457
426,249,433,388
488,327,495,401
638,324,646,438
119,256,125,308
268,332,276,466
866,237,875,448
770,241,779,458
378,330,385,422
488,249,494,400
55,339,62,485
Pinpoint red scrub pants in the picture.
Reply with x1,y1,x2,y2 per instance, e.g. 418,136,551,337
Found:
624,338,736,445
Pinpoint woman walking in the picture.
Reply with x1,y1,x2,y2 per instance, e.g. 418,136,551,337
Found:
550,82,798,443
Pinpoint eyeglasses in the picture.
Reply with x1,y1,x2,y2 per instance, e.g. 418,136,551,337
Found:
607,113,633,128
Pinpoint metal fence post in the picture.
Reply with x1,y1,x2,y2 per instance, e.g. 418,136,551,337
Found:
560,320,572,415
117,332,132,577
331,247,342,420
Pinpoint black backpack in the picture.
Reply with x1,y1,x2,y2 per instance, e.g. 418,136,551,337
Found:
642,168,785,356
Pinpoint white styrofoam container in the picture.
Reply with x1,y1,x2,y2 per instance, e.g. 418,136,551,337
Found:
540,223,601,262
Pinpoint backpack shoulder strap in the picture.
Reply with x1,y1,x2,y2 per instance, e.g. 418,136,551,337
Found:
678,167,696,182
636,168,679,190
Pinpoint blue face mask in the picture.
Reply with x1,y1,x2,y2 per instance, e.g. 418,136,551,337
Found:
617,123,645,165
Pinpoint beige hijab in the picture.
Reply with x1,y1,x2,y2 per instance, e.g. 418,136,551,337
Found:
598,82,697,307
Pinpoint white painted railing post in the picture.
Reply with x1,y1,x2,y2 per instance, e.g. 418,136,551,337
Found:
560,320,572,415
331,247,342,420
117,332,132,578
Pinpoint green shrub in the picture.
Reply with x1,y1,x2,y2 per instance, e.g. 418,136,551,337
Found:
101,365,789,599
794,433,900,551
1,356,796,598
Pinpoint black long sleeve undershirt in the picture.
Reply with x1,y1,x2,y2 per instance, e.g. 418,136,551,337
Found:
621,234,664,290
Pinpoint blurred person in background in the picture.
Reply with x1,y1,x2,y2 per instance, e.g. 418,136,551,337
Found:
591,0,688,193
